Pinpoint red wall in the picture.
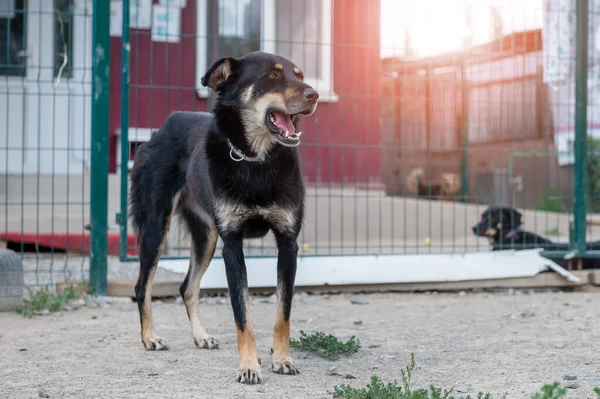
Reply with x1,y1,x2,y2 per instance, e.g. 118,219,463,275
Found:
108,0,381,184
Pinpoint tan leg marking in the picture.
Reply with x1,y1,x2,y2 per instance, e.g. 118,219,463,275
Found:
183,227,219,349
140,212,172,351
235,313,262,384
271,296,298,375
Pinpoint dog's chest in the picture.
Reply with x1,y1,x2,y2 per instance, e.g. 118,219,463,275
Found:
213,200,296,234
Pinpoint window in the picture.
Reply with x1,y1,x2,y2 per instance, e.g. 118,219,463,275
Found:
196,0,337,101
0,0,26,77
54,0,73,79
213,0,261,58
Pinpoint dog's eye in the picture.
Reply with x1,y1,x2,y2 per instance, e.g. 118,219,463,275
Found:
268,73,278,79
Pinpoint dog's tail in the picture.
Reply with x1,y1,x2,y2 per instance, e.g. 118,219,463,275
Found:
405,167,424,194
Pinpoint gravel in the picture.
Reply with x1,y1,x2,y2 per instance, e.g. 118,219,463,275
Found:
1,291,600,398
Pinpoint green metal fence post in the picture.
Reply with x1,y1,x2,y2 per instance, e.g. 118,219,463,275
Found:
118,0,131,261
90,0,111,295
461,60,470,203
573,0,588,257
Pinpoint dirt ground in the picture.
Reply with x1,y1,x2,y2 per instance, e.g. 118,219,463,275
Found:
2,290,600,399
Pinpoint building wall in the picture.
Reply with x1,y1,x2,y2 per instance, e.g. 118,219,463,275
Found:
108,0,381,184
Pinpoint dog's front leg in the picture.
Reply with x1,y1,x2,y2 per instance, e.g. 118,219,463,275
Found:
222,235,262,384
271,233,299,375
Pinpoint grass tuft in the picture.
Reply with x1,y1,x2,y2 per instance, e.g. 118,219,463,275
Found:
289,330,360,360
331,353,599,399
16,283,87,318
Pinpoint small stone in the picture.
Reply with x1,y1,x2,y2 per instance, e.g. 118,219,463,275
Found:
563,381,579,389
370,366,379,370
215,297,229,305
200,297,215,305
554,343,566,349
350,297,369,305
120,305,134,312
458,291,467,296
36,309,50,316
175,297,184,305
328,366,339,376
167,357,177,364
354,320,363,325
368,344,380,349
96,297,109,306
91,316,98,320
256,387,266,393
563,375,577,381
454,384,470,393
521,311,535,318
19,348,26,352
344,374,356,379
39,389,50,398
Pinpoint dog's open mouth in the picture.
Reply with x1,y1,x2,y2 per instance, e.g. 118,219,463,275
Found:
266,110,302,147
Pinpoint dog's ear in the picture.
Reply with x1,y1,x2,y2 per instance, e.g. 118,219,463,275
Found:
201,57,240,93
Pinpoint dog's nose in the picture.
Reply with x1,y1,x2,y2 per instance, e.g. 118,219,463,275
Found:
304,88,319,103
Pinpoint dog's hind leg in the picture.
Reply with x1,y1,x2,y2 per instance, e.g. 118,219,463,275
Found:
135,210,173,351
179,207,219,349
270,231,299,375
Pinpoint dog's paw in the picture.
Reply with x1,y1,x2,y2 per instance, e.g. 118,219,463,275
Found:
194,336,219,350
271,358,299,375
235,368,263,385
144,337,169,351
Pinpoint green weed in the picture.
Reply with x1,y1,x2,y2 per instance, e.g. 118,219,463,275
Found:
16,283,87,318
289,330,360,360
331,353,596,399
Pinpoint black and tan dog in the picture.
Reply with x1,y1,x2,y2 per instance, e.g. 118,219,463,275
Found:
472,205,600,269
472,206,556,250
128,52,319,384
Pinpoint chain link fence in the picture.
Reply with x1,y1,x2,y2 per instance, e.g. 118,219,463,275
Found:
1,0,598,304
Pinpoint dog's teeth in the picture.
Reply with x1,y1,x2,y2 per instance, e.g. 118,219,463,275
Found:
270,115,275,123
296,131,302,137
285,131,289,137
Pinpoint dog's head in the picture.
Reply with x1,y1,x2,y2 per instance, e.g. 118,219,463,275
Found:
201,52,319,155
472,206,523,241
441,173,461,196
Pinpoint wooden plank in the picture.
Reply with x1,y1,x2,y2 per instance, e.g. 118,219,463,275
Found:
106,271,593,299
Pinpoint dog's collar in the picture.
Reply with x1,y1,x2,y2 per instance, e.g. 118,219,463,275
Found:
226,138,261,163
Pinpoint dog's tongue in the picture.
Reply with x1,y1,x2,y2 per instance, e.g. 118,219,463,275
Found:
272,112,295,135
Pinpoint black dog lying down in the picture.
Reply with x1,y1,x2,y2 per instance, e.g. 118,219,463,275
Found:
472,205,600,269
